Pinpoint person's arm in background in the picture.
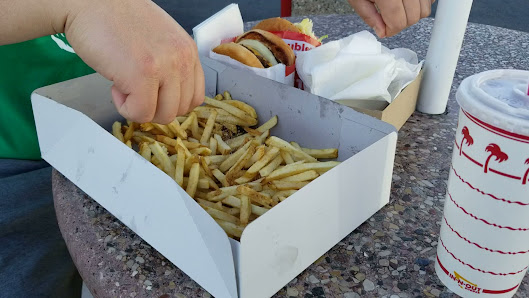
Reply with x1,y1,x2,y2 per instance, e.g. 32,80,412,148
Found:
348,0,436,38
0,0,204,124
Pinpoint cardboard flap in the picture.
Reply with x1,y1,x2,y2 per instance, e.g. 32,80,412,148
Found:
215,63,396,159
193,3,244,57
31,82,238,298
32,97,85,157
33,74,118,131
204,61,397,297
238,133,397,298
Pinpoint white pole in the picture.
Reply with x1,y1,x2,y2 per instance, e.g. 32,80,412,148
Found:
416,0,474,114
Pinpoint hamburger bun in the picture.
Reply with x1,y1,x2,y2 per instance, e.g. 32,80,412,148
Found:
252,17,301,33
212,43,264,69
236,29,295,66
212,29,295,69
253,17,324,42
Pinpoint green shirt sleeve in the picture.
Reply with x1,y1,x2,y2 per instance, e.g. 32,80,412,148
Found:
0,34,95,160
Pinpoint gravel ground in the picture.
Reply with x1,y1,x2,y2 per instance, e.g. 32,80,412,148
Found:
293,0,354,16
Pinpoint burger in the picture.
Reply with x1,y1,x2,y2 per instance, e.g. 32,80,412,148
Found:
252,17,327,42
212,29,295,69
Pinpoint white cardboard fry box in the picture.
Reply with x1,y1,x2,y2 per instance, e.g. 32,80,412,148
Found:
31,56,398,298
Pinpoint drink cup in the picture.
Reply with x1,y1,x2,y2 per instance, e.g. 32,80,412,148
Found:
435,69,529,297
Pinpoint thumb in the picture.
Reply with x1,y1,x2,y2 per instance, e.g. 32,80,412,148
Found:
349,0,386,38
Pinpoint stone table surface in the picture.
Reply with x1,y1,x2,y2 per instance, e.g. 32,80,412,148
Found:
53,14,529,298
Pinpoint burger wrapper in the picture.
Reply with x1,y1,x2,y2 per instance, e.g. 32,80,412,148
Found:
267,31,322,90
209,37,296,87
193,4,295,87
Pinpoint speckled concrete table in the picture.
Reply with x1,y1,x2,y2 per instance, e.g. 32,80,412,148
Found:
53,14,529,298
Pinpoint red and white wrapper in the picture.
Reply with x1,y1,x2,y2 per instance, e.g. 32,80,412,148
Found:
435,69,529,297
193,4,295,87
208,36,296,86
268,31,322,90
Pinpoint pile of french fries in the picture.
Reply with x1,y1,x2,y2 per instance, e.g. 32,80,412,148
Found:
112,91,340,239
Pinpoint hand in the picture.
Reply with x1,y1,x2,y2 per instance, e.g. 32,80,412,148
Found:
64,0,205,124
348,0,435,38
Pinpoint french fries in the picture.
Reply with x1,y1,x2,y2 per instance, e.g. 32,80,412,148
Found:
215,219,244,238
152,123,175,138
246,147,280,178
223,91,232,101
186,163,200,197
239,195,251,225
180,112,196,131
225,143,257,185
139,142,151,160
209,137,218,155
280,151,295,164
200,110,217,145
212,169,230,187
266,137,317,162
112,122,124,142
273,190,297,202
281,170,319,182
269,181,309,191
204,97,257,126
264,161,340,182
225,100,257,119
259,155,283,177
301,148,339,159
219,141,253,172
150,142,175,177
214,134,231,155
111,91,340,239
223,196,269,216
225,134,248,149
245,145,266,169
237,185,274,207
123,122,136,142
168,119,187,139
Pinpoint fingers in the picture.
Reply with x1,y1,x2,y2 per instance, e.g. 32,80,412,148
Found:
403,0,421,27
177,77,193,117
113,40,203,124
153,77,181,124
349,0,386,38
67,0,205,125
112,78,158,124
374,0,407,37
175,41,204,116
111,86,127,109
192,62,206,109
349,0,434,38
420,0,433,18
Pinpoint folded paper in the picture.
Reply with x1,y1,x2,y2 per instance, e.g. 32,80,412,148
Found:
296,30,423,105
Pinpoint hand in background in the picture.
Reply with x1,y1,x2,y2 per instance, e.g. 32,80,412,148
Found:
348,0,435,38
65,0,205,124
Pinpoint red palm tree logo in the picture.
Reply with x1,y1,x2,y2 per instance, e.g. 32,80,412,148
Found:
483,144,508,173
459,126,474,156
523,159,529,185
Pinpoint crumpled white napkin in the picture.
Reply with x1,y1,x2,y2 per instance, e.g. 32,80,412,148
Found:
295,30,423,105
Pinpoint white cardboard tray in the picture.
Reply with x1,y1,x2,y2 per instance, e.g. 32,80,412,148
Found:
32,56,397,298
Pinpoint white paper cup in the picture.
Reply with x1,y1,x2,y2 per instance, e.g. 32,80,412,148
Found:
435,69,529,297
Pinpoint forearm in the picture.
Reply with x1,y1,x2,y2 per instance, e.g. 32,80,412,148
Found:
0,0,73,45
